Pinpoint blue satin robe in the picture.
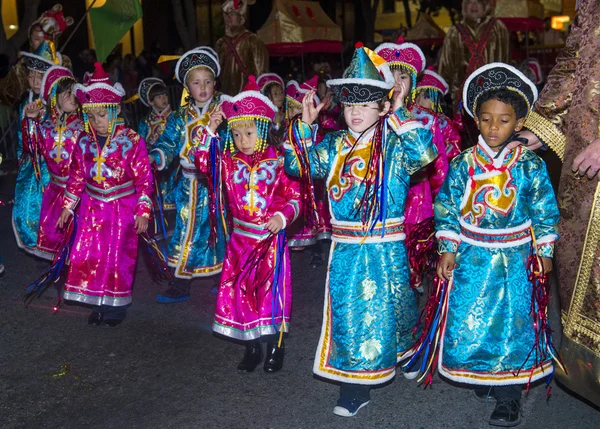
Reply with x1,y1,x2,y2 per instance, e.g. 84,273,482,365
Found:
434,136,560,386
285,107,437,385
13,92,49,252
150,99,225,279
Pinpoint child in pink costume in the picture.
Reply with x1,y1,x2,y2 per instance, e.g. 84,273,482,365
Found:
193,76,302,373
375,41,452,290
58,63,153,326
22,65,83,260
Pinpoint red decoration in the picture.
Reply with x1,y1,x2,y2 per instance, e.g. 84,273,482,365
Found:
355,41,364,49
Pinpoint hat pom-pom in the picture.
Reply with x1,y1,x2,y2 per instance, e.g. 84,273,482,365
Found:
396,36,405,44
355,41,364,49
243,75,260,92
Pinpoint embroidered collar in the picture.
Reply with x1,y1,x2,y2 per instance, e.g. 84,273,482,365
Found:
475,135,515,170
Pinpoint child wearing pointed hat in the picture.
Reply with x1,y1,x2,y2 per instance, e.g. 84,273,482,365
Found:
409,63,561,427
149,47,226,303
193,75,302,373
284,75,331,267
284,43,437,416
55,62,153,326
136,77,176,211
13,39,63,255
22,65,83,260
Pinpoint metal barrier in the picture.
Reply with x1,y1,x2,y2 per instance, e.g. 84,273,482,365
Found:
0,103,19,161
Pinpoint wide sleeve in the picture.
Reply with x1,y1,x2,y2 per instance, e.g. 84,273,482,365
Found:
388,107,437,175
138,118,149,141
428,124,450,199
493,20,510,64
248,34,269,78
526,156,560,258
524,15,582,160
129,134,154,218
283,121,335,180
150,112,183,170
437,26,461,107
63,134,87,212
269,167,302,230
441,115,462,160
434,157,468,254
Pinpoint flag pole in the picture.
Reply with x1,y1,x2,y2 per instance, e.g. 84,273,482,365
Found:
60,0,99,53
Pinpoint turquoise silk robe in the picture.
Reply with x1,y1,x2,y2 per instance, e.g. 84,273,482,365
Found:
434,136,560,386
150,98,225,279
285,107,437,385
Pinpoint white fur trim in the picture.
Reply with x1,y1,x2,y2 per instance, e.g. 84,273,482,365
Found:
419,70,449,95
459,234,531,248
40,65,72,104
463,62,539,118
477,135,512,168
460,219,532,235
326,77,394,91
436,230,461,242
138,77,165,107
375,42,426,74
536,234,558,245
257,73,284,92
74,81,126,100
220,91,278,115
274,212,287,229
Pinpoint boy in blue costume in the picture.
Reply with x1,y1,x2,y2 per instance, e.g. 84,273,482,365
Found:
424,63,560,427
149,48,225,303
284,43,436,417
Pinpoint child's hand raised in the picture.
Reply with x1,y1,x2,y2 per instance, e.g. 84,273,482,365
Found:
301,90,325,125
437,252,456,281
24,102,41,119
208,102,225,134
392,81,407,111
265,214,284,234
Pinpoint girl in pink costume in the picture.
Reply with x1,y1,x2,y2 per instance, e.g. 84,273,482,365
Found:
57,63,153,326
375,40,452,290
22,66,83,260
193,76,301,373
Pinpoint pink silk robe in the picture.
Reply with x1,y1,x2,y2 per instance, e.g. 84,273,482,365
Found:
28,113,83,259
62,122,153,307
195,131,301,341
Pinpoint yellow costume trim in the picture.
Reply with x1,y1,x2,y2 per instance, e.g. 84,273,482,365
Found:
525,111,566,161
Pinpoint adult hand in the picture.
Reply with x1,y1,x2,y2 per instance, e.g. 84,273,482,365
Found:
436,252,456,281
135,216,148,234
506,129,543,151
56,208,72,229
541,257,553,274
301,90,325,125
572,138,600,180
265,214,284,234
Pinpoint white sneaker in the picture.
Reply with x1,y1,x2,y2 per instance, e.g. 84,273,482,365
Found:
333,400,370,417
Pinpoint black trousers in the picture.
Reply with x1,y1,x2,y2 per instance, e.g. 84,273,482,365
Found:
475,385,522,401
92,303,131,321
340,383,371,401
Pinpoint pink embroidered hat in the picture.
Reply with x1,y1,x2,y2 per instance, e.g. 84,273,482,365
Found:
221,75,278,152
374,38,426,76
257,73,284,95
286,75,320,108
417,69,449,95
74,62,125,108
40,65,74,105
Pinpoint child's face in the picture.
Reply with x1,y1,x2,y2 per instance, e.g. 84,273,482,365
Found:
392,70,411,101
185,68,215,105
317,82,327,99
151,93,169,111
57,88,78,114
268,84,284,109
474,99,524,151
232,123,258,155
28,70,42,94
415,90,433,110
343,102,389,134
87,107,118,137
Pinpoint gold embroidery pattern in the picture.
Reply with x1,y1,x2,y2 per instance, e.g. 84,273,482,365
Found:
525,111,566,161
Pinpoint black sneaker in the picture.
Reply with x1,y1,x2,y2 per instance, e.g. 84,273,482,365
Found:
489,398,521,427
333,395,370,417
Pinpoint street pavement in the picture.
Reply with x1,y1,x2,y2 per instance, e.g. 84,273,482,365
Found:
0,171,598,429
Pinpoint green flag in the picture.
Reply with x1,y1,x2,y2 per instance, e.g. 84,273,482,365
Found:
89,0,143,63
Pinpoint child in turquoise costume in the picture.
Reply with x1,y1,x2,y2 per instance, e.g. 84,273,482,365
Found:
13,40,59,253
413,63,561,428
150,47,225,303
284,43,436,417
137,78,176,211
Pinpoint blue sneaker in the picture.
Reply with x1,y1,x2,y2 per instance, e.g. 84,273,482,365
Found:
333,396,370,417
156,281,191,303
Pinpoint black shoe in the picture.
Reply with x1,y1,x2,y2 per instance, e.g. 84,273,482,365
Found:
473,387,495,402
103,319,123,327
263,341,285,372
88,311,103,326
489,398,521,427
310,252,323,268
237,341,263,373
156,279,191,303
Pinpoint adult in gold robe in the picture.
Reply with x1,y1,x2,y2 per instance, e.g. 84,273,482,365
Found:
437,0,509,110
516,0,600,407
215,0,269,96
